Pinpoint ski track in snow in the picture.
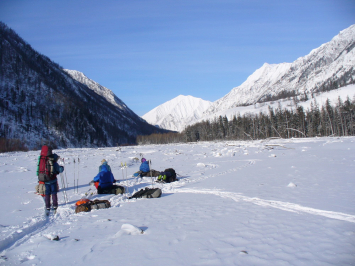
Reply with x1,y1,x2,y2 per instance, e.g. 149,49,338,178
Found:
0,216,48,253
162,158,355,224
174,188,355,224
0,189,124,255
0,210,63,253
1,158,256,254
1,139,355,260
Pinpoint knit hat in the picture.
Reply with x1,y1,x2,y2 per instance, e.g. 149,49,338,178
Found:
141,158,146,163
53,154,60,162
101,159,107,164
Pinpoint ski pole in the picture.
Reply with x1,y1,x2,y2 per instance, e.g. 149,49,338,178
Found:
125,162,128,196
148,159,153,188
125,162,127,181
73,158,76,194
121,162,125,195
77,157,80,194
59,159,68,204
121,162,124,180
63,158,69,187
60,173,68,204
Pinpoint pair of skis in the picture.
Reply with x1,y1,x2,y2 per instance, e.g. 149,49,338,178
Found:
58,156,80,204
59,158,69,204
60,156,80,195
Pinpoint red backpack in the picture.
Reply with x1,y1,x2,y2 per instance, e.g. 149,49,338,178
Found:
37,145,56,182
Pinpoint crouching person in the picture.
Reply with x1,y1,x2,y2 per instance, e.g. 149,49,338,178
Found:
139,158,150,177
93,163,124,195
137,158,160,177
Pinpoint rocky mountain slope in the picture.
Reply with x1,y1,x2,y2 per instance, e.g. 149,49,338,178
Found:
0,22,168,149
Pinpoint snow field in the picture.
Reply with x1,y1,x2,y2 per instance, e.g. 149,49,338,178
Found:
0,137,355,265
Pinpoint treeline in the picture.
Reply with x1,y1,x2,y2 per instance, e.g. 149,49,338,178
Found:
0,138,29,153
137,96,355,144
137,132,185,145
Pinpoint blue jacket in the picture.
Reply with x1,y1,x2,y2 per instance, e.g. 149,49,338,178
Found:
93,165,115,189
139,161,150,172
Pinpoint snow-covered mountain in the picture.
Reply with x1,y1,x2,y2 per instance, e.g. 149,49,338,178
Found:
204,24,355,115
143,25,355,130
64,70,131,113
0,22,168,149
142,95,212,132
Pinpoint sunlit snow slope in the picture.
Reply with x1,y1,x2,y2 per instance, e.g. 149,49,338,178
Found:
205,24,355,115
142,95,212,132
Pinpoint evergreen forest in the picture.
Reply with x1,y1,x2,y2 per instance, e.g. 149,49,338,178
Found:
137,96,355,145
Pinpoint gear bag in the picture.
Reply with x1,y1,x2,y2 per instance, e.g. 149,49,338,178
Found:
97,185,125,195
129,187,162,199
35,181,59,196
91,199,111,210
35,182,46,196
75,199,111,213
37,145,56,182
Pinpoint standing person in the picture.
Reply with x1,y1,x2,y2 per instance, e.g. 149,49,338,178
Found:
44,153,64,214
99,159,111,172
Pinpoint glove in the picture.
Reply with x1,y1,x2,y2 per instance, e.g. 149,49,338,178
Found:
59,166,64,173
89,180,95,185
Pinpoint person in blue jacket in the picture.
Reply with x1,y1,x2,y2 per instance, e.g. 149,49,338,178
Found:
134,158,159,178
44,154,64,213
139,158,150,173
93,164,116,193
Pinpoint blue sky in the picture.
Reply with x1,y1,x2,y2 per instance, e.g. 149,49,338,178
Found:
1,0,354,116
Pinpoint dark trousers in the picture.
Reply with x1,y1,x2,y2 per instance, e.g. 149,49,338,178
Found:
45,182,58,209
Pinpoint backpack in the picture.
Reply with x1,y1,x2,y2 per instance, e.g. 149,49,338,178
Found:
37,145,56,182
75,199,111,213
97,185,125,195
157,168,177,183
75,199,90,206
129,187,162,199
90,199,111,210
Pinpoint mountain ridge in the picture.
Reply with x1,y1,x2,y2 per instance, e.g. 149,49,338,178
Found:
143,24,355,131
205,24,355,115
0,21,168,149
